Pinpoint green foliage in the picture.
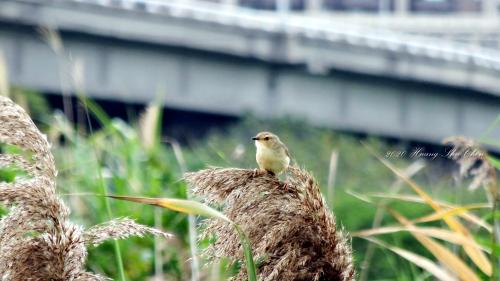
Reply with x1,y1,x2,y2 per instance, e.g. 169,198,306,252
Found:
0,143,30,183
488,155,500,170
10,87,51,128
53,121,189,280
106,195,257,281
0,166,26,182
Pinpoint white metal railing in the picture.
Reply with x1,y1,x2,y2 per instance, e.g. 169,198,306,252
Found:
15,0,500,71
70,0,500,16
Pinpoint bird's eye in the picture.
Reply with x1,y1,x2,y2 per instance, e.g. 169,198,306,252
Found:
264,137,269,141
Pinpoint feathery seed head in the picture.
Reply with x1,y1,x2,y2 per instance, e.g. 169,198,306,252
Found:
185,166,355,281
443,136,498,198
0,96,170,280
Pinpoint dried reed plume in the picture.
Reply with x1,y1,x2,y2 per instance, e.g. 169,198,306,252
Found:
443,136,498,198
185,166,356,281
443,136,500,279
0,96,170,280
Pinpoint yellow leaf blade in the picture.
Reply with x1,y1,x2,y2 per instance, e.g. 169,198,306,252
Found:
354,226,489,252
366,193,492,232
412,204,488,224
107,195,231,223
363,143,492,276
389,209,481,281
362,237,457,281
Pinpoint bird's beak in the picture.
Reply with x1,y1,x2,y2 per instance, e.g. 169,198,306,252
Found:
252,136,259,140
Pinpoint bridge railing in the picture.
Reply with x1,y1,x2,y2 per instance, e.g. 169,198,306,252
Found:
62,0,500,70
68,0,500,15
6,0,500,72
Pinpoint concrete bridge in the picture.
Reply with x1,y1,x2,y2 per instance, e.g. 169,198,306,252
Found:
0,0,499,146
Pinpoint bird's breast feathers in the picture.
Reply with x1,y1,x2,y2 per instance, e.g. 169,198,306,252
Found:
256,144,290,173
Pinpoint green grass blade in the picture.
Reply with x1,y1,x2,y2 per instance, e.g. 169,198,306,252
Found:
235,224,258,281
487,155,500,169
107,195,258,281
81,97,127,281
79,96,113,128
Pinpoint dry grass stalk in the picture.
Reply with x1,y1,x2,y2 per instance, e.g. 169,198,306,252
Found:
443,136,498,197
443,136,499,280
185,166,356,281
0,52,8,97
139,103,161,151
0,96,171,280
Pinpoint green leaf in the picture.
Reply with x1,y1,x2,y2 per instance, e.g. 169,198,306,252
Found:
78,96,112,128
487,155,500,170
234,224,258,281
107,195,258,281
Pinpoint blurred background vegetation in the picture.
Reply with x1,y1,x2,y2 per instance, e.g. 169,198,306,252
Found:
1,89,498,281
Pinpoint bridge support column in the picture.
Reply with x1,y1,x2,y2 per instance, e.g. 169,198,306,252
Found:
306,0,323,13
395,0,409,16
277,0,290,15
482,0,498,18
222,0,238,9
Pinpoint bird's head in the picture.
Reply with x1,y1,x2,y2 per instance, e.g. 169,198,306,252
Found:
252,131,280,149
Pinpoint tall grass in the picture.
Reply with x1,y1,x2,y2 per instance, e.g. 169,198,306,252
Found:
0,95,171,280
353,139,499,281
51,103,193,279
81,97,128,281
105,195,258,281
5,86,498,279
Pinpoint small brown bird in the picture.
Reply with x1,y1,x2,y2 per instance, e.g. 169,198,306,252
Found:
252,131,290,175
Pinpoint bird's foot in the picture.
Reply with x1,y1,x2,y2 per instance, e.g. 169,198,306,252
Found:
252,169,277,177
252,168,264,177
281,181,290,191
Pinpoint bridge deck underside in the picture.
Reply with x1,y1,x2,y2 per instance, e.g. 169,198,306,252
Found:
0,25,498,146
